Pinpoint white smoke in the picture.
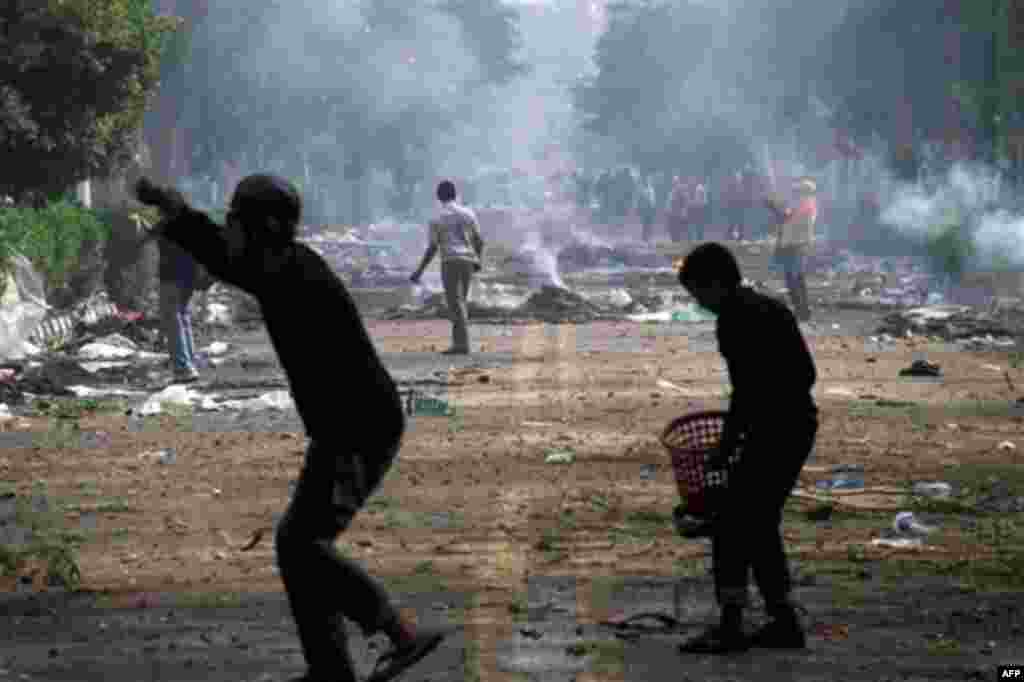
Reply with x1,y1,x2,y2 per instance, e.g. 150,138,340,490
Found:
518,230,565,289
975,211,1024,266
881,161,1024,268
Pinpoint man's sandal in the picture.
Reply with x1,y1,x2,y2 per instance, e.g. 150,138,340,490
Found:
366,628,447,682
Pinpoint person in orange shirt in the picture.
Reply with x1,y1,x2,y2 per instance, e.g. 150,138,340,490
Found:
768,178,818,321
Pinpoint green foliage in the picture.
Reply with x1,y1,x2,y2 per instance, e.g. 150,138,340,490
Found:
0,201,113,295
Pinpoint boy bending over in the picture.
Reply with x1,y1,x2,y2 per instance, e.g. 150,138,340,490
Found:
676,242,818,654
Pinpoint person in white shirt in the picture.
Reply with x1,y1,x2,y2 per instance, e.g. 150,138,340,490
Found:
690,179,709,242
410,180,485,355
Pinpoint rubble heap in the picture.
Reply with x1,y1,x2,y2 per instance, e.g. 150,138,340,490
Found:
518,286,604,323
876,305,1019,343
384,285,613,324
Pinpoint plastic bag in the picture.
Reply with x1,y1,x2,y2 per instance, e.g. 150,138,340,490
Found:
0,253,49,360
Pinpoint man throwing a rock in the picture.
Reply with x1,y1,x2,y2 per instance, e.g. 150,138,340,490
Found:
410,180,484,355
134,174,445,682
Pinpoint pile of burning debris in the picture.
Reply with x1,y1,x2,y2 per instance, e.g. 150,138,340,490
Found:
384,284,624,324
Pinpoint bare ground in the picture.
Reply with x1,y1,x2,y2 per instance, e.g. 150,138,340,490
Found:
1,301,1023,681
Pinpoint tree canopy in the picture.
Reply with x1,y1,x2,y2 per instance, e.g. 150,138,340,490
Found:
0,0,177,203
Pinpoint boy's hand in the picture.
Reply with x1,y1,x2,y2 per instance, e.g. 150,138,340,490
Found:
133,178,186,216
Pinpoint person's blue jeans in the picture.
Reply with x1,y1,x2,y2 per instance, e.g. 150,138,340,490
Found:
159,280,197,374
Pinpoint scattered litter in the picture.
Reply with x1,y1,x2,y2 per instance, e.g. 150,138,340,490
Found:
134,385,206,416
606,289,633,308
982,364,1003,372
811,623,850,641
997,441,1017,453
815,476,865,491
545,450,575,464
67,386,145,398
405,391,453,417
825,386,857,398
912,482,952,499
831,464,865,474
139,449,177,465
639,464,655,480
79,362,131,374
521,421,555,427
899,360,941,378
204,341,230,355
217,391,294,412
655,379,688,393
870,537,924,550
893,511,936,535
670,304,716,323
77,342,136,360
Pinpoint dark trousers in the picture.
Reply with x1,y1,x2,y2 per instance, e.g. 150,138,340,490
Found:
712,410,818,612
775,244,810,320
640,208,657,242
667,216,687,242
275,438,402,681
688,206,707,242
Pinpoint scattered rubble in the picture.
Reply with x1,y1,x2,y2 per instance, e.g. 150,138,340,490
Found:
876,306,1018,344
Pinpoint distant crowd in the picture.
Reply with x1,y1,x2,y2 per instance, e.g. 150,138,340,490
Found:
570,166,802,244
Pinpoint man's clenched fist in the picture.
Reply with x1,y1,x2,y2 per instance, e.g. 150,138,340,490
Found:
133,177,185,215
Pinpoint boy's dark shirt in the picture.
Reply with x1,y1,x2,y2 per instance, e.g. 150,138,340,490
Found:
715,285,816,452
158,233,198,288
158,206,405,448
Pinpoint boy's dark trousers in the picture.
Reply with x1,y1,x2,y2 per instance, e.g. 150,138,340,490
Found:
711,410,818,615
275,438,403,681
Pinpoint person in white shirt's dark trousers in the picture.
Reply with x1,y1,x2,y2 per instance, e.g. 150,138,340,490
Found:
410,180,485,355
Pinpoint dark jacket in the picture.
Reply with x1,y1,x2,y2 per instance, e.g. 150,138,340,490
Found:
158,207,405,448
158,234,198,288
715,285,817,453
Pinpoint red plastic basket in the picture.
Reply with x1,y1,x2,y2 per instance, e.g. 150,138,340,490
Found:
659,410,741,516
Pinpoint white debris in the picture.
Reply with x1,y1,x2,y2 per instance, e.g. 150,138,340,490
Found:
67,386,145,398
627,311,673,323
997,441,1017,453
135,385,205,416
204,341,230,356
606,289,633,308
77,343,136,360
870,537,924,550
217,390,294,411
80,362,132,374
204,303,232,326
0,404,13,422
825,387,857,398
544,451,575,464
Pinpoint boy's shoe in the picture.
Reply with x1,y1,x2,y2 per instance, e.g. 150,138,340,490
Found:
748,618,806,649
367,627,447,682
440,348,469,356
672,506,716,538
173,368,200,384
677,625,750,655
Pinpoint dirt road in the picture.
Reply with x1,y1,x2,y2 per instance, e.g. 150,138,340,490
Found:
1,306,1022,681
